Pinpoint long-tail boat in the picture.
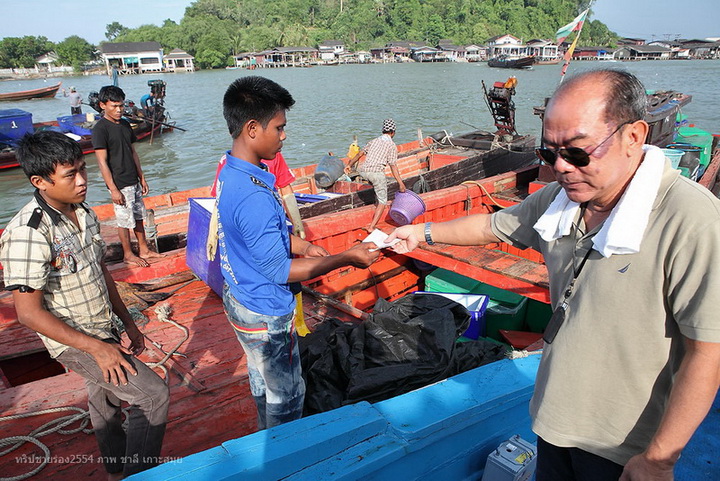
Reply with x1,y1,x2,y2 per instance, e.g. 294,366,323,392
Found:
0,82,61,102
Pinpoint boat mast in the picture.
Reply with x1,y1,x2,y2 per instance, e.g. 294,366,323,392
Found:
558,3,592,83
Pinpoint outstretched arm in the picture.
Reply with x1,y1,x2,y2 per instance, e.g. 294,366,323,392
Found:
386,213,501,253
345,151,365,173
389,164,406,192
287,242,378,283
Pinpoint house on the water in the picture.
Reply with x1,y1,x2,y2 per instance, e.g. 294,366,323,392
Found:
163,49,195,72
437,40,466,61
100,41,164,75
614,44,671,61
486,35,528,59
411,45,446,62
318,40,345,62
526,39,559,64
570,46,616,61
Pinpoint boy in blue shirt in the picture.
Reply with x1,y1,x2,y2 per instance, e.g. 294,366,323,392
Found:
217,76,379,429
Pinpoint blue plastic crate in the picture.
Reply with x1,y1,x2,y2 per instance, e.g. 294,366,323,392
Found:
0,109,33,143
186,197,295,297
186,198,224,296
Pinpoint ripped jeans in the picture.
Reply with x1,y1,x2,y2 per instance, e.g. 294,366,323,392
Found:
222,284,305,430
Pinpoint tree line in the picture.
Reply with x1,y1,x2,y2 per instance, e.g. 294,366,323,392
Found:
1,0,617,70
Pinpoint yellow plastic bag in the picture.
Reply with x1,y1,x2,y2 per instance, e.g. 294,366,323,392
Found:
295,292,310,337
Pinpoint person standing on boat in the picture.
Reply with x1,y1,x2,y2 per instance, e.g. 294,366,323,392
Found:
92,85,164,268
217,76,379,430
345,119,407,232
140,90,155,119
0,131,169,481
386,69,720,480
65,86,82,115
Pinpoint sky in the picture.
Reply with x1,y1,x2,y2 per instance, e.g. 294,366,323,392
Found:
1,0,719,45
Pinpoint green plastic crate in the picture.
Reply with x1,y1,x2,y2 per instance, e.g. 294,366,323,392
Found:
675,126,713,166
485,299,527,341
525,299,553,333
425,268,525,306
425,269,483,295
425,268,530,341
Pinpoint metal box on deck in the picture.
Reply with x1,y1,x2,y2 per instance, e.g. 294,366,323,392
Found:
186,198,223,296
482,435,537,481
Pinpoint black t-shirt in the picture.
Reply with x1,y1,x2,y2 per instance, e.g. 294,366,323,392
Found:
91,117,139,190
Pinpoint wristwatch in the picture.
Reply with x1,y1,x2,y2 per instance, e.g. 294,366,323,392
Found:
424,222,435,245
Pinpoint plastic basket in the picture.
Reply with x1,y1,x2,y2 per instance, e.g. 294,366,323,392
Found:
661,148,684,169
389,190,426,225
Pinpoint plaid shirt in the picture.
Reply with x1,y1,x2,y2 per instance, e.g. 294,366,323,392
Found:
359,134,398,173
0,191,116,358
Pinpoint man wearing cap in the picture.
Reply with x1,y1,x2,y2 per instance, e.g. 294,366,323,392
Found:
66,86,82,115
345,118,406,231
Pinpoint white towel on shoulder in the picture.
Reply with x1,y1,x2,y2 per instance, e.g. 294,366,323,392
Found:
533,145,666,257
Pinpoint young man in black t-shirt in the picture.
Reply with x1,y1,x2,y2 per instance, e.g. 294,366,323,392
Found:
92,86,163,267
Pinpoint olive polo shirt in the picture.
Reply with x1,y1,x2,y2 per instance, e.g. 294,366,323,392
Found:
491,163,720,465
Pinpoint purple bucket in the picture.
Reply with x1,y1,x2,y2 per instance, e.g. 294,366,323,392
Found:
389,190,426,225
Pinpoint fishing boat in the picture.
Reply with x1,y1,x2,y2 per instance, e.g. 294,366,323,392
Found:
0,113,168,170
3,154,718,479
0,80,176,170
0,82,62,102
292,132,536,219
129,156,720,481
2,90,718,480
487,55,535,69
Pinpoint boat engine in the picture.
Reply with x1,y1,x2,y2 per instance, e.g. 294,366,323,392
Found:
87,91,102,113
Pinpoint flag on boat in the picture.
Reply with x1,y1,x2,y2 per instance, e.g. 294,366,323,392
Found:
556,8,589,44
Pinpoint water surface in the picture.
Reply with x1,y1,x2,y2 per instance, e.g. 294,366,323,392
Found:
1,60,719,225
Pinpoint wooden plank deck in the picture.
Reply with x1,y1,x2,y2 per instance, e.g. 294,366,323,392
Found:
0,248,367,480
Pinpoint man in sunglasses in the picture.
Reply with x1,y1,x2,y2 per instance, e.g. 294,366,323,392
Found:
387,69,720,480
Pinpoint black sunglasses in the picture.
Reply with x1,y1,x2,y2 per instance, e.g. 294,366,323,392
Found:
535,121,632,167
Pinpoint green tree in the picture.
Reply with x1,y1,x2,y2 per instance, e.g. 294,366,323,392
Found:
105,22,129,41
0,36,54,68
195,30,231,68
55,35,95,71
104,0,619,68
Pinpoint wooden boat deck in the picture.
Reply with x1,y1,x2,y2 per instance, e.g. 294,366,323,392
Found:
0,248,369,480
3,149,720,479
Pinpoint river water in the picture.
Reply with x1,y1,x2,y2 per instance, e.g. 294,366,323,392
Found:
1,60,719,226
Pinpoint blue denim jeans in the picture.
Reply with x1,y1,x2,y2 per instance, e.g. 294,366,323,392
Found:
222,284,305,430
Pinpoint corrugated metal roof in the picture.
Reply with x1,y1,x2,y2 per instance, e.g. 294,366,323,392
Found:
101,42,162,54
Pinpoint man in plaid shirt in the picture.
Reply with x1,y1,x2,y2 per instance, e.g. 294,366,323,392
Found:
345,119,406,231
0,131,169,480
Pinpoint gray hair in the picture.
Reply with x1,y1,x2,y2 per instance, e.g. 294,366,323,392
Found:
553,69,647,125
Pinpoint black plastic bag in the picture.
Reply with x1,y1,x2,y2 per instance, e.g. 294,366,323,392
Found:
299,293,508,415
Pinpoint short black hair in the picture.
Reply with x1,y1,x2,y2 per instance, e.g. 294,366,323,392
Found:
223,76,295,139
553,69,647,124
16,130,84,180
98,85,126,103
